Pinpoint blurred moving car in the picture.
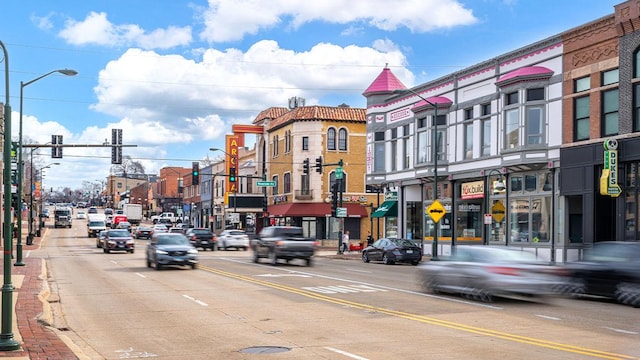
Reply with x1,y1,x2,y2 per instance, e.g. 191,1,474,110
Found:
217,230,250,251
88,206,98,214
103,229,135,254
146,233,198,270
116,221,132,233
417,246,561,302
104,208,114,215
76,211,87,220
134,226,154,239
169,227,185,234
152,224,169,234
362,238,422,265
185,228,217,251
158,218,174,227
558,242,640,307
96,230,108,248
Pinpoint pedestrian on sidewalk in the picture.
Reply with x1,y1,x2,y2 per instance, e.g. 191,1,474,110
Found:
342,230,350,253
366,231,374,246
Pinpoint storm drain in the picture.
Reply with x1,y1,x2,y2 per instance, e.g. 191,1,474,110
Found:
240,346,291,354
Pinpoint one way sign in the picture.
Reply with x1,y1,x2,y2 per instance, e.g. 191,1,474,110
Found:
426,199,446,223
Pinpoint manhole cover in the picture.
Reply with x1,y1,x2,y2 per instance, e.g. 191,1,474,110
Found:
240,346,291,354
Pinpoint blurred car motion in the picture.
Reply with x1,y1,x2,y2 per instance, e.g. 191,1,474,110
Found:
146,233,198,270
217,230,250,251
103,229,135,254
134,226,154,239
417,246,561,302
558,242,640,307
361,238,422,265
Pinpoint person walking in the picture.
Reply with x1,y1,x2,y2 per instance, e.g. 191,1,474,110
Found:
366,231,374,246
342,230,350,253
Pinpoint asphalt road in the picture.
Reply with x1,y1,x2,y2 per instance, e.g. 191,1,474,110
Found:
39,220,640,359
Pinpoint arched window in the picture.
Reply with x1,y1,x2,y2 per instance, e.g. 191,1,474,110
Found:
283,173,291,193
327,128,336,150
635,47,640,79
285,130,291,153
338,128,347,150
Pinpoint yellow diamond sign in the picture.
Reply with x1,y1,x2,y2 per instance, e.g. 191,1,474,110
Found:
491,200,506,223
426,199,446,223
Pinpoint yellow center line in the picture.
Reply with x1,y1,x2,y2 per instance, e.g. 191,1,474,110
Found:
199,265,638,360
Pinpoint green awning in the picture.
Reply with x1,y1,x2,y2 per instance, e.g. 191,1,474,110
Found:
371,200,397,218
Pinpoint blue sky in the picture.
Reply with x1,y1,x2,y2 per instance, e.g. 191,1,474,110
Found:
0,0,620,192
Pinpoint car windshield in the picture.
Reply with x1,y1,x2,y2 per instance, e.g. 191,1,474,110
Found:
192,229,211,235
388,238,417,247
156,235,189,245
228,231,245,236
109,230,130,237
89,221,105,227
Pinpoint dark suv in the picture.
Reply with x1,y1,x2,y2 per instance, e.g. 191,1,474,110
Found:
185,228,217,251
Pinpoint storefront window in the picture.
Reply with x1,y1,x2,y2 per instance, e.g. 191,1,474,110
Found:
456,202,482,241
405,201,421,240
509,196,551,243
625,162,638,240
385,217,398,238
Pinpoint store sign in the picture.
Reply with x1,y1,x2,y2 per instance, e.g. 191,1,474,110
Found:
461,180,484,200
600,138,622,197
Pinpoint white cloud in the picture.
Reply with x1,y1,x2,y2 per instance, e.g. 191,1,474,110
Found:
199,0,477,42
58,11,192,49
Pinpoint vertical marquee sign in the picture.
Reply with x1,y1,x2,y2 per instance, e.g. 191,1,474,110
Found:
600,138,622,197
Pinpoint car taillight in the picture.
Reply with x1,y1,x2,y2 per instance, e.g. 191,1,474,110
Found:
486,266,521,276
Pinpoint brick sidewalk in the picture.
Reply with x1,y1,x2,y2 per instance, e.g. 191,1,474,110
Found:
0,225,78,359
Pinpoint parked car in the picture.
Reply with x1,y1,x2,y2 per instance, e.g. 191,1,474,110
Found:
362,238,422,265
217,230,250,251
146,233,198,270
557,242,640,307
103,229,135,254
185,228,217,251
134,226,154,239
417,246,561,302
96,230,108,248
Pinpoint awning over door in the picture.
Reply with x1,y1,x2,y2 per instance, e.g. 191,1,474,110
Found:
371,200,397,218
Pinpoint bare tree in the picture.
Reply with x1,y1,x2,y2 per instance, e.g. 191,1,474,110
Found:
110,155,146,178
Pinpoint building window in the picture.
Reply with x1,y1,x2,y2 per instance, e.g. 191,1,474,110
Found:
416,118,428,164
481,118,491,156
271,175,278,195
602,89,619,136
602,68,619,86
481,103,491,116
302,136,309,150
338,128,347,150
574,77,590,92
464,108,473,120
374,131,385,172
526,88,544,101
403,125,410,168
526,106,544,145
390,128,397,171
283,173,291,194
435,114,447,162
574,96,590,141
506,92,519,105
635,48,640,78
505,108,519,149
285,130,291,153
327,128,336,150
464,123,473,159
272,135,279,157
635,84,640,132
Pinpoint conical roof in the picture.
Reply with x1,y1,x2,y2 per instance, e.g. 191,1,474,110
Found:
362,66,406,96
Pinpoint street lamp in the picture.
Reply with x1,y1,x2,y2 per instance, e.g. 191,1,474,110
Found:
393,88,442,259
0,38,21,351
16,68,77,266
210,148,239,226
25,162,59,248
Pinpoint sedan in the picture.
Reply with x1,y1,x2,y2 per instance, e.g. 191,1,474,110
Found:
185,228,217,251
134,226,154,239
557,241,640,307
103,229,135,254
96,230,108,249
362,238,422,265
417,246,561,302
152,224,169,234
146,233,198,270
217,230,250,251
76,211,87,220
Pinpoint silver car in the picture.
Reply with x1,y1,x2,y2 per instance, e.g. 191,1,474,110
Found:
417,246,561,302
217,230,250,251
146,233,198,270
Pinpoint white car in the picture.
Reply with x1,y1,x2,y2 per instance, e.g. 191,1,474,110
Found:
152,224,169,234
76,211,87,219
217,230,250,251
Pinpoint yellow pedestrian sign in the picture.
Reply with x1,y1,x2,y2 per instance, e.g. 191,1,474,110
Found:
426,200,446,223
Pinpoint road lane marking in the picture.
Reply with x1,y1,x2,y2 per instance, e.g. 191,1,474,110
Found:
199,264,638,360
183,294,208,307
325,347,369,360
110,260,118,265
303,284,388,294
604,327,639,335
135,273,146,278
257,273,312,278
345,268,371,273
536,315,561,321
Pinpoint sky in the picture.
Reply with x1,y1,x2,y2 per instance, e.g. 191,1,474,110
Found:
0,0,621,192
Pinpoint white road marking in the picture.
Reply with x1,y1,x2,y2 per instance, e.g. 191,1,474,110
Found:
325,347,369,360
110,260,118,265
183,294,208,307
257,273,312,278
135,273,146,278
536,314,561,321
603,327,638,335
345,268,371,273
303,284,388,294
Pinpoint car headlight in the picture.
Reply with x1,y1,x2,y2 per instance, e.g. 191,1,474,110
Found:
126,239,134,244
188,249,198,254
156,249,168,255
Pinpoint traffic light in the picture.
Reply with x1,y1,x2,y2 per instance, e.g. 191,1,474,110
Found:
111,129,122,164
192,162,200,185
229,167,236,182
315,156,323,173
52,135,63,159
330,182,338,217
303,158,310,175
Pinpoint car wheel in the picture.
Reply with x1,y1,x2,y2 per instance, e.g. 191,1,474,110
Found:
362,252,370,263
615,282,640,307
104,248,110,254
269,250,277,265
306,257,313,267
129,249,135,254
191,263,197,269
155,260,162,270
411,260,420,266
146,258,152,268
421,276,440,294
382,253,394,265
252,250,260,263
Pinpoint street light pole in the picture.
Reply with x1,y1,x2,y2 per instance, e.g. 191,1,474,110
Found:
0,38,21,351
394,89,440,259
16,68,77,266
29,162,59,242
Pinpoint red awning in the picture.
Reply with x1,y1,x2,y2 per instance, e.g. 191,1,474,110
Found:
268,203,369,218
